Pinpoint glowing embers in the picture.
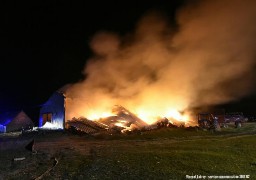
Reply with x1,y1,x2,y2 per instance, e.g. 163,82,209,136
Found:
66,105,192,134
114,120,129,128
96,105,148,131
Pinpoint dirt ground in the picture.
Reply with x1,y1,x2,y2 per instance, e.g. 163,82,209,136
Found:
0,131,104,179
0,131,152,179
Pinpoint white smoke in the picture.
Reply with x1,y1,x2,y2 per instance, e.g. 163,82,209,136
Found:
65,0,256,123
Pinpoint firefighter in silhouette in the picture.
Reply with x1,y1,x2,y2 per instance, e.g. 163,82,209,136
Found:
211,114,221,131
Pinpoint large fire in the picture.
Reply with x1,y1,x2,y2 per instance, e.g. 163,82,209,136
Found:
64,0,256,132
85,107,190,125
65,97,193,131
135,108,189,125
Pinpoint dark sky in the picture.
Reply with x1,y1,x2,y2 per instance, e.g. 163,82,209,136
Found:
1,1,185,120
1,0,256,121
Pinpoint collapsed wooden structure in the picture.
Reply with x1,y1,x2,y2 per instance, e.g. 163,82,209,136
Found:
66,117,108,135
66,105,148,135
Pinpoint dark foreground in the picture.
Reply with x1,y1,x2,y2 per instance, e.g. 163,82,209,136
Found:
0,123,256,179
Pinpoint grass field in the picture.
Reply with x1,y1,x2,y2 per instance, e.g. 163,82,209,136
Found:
0,122,256,179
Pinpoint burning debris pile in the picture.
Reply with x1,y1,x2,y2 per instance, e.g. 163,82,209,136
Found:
66,105,149,135
66,105,188,135
97,105,148,132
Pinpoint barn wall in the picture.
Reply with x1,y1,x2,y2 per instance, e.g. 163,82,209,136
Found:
39,92,65,129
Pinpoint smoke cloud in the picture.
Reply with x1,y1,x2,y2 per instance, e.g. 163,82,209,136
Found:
65,0,256,123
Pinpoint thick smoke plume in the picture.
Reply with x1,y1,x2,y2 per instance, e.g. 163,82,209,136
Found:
65,0,256,124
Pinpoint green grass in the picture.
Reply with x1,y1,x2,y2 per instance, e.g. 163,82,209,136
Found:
52,123,256,179
75,135,256,179
1,123,256,179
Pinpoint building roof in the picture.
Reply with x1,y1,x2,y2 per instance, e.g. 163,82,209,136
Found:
0,110,22,126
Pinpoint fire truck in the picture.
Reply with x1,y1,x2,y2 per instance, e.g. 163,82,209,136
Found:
198,111,246,129
224,112,247,128
197,113,223,130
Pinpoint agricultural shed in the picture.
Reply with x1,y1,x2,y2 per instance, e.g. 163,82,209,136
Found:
39,91,65,129
0,110,34,133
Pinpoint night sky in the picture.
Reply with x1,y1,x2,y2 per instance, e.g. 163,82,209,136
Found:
0,1,183,120
1,0,256,122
